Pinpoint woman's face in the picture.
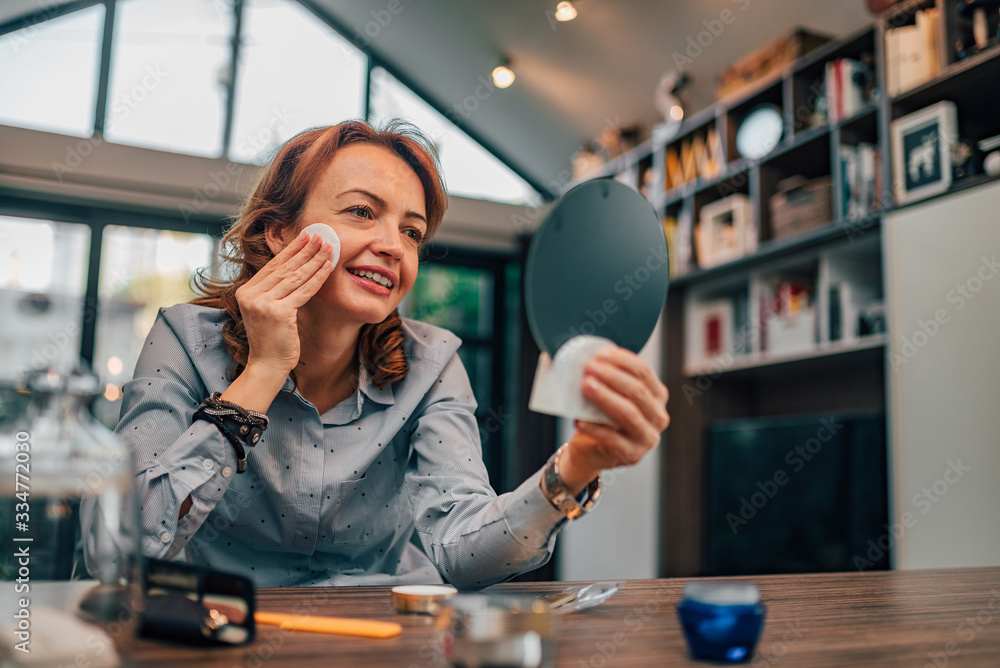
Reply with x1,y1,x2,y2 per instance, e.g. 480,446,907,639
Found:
281,142,428,326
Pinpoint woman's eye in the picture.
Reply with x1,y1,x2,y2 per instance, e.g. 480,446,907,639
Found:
348,205,373,219
404,228,425,243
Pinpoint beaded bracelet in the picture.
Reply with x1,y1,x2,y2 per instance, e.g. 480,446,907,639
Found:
192,392,268,473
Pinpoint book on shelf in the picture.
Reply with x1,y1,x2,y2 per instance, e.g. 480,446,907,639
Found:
838,143,881,220
886,7,941,97
663,216,680,279
824,58,870,123
673,198,695,276
732,290,751,356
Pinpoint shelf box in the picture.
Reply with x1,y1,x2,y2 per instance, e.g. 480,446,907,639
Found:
694,193,756,269
770,174,834,240
715,28,832,102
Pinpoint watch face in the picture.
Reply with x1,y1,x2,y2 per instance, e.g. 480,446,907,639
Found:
736,105,784,160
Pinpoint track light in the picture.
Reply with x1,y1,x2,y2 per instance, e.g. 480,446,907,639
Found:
555,1,577,22
492,62,515,89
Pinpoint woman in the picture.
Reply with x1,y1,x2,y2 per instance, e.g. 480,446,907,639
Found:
120,120,669,589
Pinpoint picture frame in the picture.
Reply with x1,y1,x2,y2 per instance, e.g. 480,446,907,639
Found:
695,194,755,269
891,100,958,205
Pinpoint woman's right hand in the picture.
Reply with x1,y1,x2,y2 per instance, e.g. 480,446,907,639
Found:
234,231,334,376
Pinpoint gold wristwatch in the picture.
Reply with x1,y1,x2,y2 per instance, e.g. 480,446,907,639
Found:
540,443,602,520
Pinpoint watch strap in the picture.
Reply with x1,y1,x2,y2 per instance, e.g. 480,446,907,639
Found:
540,443,602,520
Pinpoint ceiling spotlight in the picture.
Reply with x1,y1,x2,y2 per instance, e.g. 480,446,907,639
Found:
492,63,515,89
555,1,577,22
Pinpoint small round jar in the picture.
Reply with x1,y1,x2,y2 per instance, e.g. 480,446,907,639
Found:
391,585,458,614
436,595,554,668
676,582,766,663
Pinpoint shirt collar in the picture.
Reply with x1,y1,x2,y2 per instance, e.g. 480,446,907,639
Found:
358,362,395,406
278,361,394,404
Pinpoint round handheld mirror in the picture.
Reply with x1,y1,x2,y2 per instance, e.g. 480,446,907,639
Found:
524,179,668,422
735,104,784,160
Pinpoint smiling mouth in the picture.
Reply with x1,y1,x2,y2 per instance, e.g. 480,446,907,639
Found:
347,268,395,289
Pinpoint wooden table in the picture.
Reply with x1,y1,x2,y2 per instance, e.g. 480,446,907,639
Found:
130,567,1000,666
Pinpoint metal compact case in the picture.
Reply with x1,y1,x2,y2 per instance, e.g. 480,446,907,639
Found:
436,594,554,668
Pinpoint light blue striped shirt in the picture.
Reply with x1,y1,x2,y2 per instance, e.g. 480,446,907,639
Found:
119,304,567,589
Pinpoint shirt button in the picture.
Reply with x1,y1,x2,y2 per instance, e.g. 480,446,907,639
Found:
160,532,171,544
221,466,232,477
203,458,215,471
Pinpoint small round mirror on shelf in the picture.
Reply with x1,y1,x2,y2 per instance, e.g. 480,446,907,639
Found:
735,104,784,160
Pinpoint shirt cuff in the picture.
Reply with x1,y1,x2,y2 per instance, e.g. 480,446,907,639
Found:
502,467,570,550
157,420,239,501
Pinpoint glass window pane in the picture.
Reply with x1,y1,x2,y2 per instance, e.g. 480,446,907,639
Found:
92,226,215,426
0,216,91,385
400,264,493,339
104,0,232,157
229,0,367,165
0,5,105,137
369,67,540,205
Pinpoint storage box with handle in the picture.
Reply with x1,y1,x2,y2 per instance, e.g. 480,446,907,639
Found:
769,174,833,239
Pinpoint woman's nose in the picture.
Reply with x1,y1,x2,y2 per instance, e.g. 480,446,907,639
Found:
371,221,403,258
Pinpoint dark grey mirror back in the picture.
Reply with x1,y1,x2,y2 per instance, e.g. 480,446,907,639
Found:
524,179,669,355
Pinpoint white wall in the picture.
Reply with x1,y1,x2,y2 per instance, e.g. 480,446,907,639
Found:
883,181,1000,569
557,315,663,581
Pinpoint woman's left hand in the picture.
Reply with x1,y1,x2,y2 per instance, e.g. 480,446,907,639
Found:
558,347,670,493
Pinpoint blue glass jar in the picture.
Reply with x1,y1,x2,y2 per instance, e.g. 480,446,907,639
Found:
676,582,765,662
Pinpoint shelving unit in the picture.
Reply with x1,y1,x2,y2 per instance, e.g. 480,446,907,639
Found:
568,3,1000,577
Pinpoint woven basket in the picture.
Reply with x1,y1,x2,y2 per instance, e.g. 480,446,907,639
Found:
770,175,833,239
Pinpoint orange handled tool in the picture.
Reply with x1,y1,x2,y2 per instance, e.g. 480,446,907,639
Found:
254,611,402,638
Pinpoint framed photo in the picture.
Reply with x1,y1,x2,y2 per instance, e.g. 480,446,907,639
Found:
891,101,958,205
695,194,755,269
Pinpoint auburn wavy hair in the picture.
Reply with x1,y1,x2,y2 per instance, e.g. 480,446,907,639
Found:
191,120,447,389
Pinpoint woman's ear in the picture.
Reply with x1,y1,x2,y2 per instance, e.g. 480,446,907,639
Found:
264,222,295,256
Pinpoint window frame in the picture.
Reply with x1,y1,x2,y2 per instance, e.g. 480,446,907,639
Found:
0,0,546,491
0,0,552,200
0,193,224,369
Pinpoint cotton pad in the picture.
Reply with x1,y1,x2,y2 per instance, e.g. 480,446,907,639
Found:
300,223,341,268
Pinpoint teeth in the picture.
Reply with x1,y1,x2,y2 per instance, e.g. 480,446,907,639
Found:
349,268,393,288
